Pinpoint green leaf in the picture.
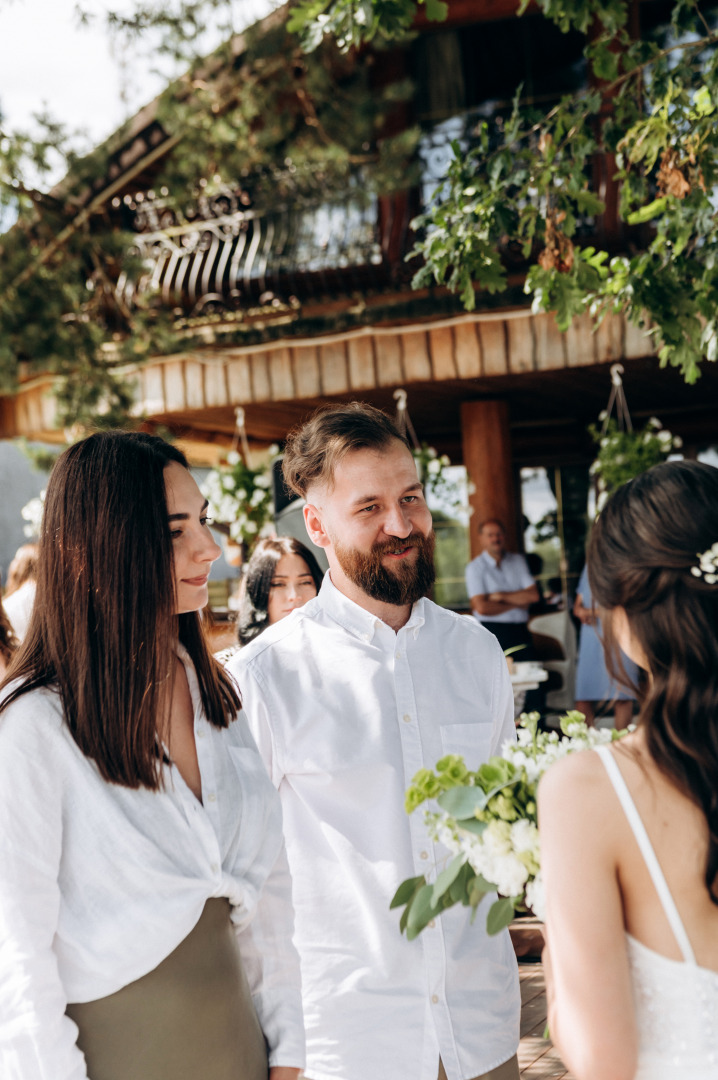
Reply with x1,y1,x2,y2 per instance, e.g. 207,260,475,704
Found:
486,897,516,936
437,786,487,817
431,854,465,905
423,0,449,21
626,197,669,226
406,883,442,938
449,861,475,904
457,818,488,837
390,875,426,910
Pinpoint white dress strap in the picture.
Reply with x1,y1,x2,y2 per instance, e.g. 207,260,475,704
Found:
595,745,696,964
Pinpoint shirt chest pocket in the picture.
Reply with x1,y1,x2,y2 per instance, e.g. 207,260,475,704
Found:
439,722,494,771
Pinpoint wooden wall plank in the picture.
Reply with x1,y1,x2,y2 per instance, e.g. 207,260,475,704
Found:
292,345,321,398
268,347,295,401
479,320,508,375
226,354,252,403
533,313,566,371
250,351,271,402
142,363,166,412
564,313,597,366
594,312,623,364
624,316,654,359
403,330,433,381
163,360,187,411
320,341,349,395
184,359,205,409
454,321,482,377
429,326,457,379
375,334,404,386
347,336,376,390
507,317,535,373
204,361,228,407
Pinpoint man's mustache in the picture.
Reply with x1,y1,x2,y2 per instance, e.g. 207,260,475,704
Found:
371,533,433,556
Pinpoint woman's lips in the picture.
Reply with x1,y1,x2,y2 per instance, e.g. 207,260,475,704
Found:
182,575,209,586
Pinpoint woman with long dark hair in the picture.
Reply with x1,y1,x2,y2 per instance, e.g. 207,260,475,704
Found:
538,460,718,1080
0,432,303,1080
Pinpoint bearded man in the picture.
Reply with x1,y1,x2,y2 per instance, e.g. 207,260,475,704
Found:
228,403,520,1080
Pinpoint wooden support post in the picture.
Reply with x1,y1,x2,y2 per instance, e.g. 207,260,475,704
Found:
461,400,518,559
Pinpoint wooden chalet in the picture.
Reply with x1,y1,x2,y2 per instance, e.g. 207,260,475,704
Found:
3,0,717,595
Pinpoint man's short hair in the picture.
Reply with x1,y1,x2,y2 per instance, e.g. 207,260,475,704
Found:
282,402,408,498
478,518,506,534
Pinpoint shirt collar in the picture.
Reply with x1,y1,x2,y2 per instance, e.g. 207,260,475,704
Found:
318,572,427,642
480,549,502,569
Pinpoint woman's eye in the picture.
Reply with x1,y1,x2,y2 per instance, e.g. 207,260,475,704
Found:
170,529,182,540
270,581,284,589
201,515,213,527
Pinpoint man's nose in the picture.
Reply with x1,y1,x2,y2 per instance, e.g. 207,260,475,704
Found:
383,504,412,538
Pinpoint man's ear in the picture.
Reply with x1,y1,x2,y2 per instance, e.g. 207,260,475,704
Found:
304,502,331,550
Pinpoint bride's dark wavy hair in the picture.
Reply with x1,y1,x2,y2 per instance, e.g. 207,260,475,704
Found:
588,459,718,904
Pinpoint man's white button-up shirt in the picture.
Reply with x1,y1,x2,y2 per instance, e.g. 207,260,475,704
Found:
230,575,520,1080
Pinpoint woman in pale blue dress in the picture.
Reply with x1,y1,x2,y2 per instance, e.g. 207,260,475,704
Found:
539,461,718,1080
573,564,637,729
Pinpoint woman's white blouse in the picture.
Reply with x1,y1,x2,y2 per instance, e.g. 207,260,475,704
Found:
0,650,305,1080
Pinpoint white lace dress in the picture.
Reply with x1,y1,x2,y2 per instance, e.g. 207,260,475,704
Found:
596,747,718,1079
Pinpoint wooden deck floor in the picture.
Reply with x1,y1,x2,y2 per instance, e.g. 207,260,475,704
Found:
518,962,574,1079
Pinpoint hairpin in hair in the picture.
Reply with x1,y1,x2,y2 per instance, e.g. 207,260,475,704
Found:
691,544,718,585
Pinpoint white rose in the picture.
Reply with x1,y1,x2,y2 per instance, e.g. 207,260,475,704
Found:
226,450,241,466
255,474,271,489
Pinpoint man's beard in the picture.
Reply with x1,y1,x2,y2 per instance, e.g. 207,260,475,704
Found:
333,531,436,606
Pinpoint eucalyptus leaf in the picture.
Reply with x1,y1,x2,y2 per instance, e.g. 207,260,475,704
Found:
486,897,516,936
431,855,465,905
437,786,487,818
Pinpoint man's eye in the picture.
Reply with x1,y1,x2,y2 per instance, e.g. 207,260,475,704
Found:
359,504,377,513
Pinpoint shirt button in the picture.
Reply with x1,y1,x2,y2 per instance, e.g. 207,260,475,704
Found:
395,651,402,660
420,850,429,860
211,862,219,874
431,994,439,1004
196,729,206,739
207,792,217,802
428,919,436,928
402,714,411,723
362,633,371,642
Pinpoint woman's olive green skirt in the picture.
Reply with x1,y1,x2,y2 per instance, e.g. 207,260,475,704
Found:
66,898,268,1080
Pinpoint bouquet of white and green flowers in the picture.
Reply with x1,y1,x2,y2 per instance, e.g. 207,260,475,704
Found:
391,712,629,939
201,447,277,550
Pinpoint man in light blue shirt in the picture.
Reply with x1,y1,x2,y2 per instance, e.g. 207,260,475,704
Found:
465,519,539,656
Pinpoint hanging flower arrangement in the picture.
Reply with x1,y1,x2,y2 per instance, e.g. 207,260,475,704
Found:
588,415,682,509
412,443,464,512
201,446,278,549
20,490,45,539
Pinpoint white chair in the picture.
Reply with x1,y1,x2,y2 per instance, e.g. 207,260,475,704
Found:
528,610,577,713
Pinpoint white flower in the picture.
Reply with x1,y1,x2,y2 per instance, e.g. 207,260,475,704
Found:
226,450,241,466
673,435,683,449
427,459,441,476
244,521,258,534
525,873,546,921
648,417,662,429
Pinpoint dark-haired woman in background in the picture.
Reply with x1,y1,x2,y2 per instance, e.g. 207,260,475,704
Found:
538,460,718,1080
0,432,303,1080
218,537,323,663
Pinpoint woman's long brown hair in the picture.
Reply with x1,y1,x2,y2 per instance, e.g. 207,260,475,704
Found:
0,431,240,789
588,460,718,904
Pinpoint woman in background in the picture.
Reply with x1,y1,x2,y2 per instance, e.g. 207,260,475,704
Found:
539,461,718,1080
0,431,304,1080
217,536,323,663
0,587,17,679
3,541,38,642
